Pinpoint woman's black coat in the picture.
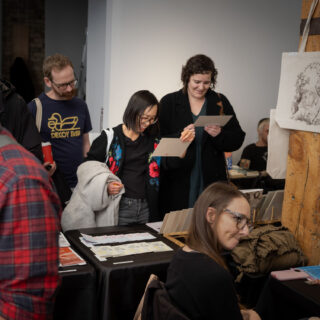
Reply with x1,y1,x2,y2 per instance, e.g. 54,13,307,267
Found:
159,89,245,215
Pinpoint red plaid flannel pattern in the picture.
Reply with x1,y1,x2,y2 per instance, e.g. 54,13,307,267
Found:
0,129,61,319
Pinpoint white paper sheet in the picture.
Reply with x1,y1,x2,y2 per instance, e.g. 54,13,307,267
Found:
146,221,163,233
59,232,71,247
90,241,173,259
80,232,156,246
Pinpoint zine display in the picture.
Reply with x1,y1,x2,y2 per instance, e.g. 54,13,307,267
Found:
60,247,86,267
240,189,263,209
261,190,284,221
90,241,173,260
59,232,86,267
78,232,173,261
160,208,193,234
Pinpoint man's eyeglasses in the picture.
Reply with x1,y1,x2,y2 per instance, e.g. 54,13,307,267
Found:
140,115,158,125
51,79,78,90
224,208,252,230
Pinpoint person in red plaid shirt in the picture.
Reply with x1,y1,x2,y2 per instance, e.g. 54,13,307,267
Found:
0,125,61,320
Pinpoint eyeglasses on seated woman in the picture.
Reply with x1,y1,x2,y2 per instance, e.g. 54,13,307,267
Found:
165,182,261,320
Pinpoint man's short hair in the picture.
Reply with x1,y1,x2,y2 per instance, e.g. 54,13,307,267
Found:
257,118,269,132
43,53,74,79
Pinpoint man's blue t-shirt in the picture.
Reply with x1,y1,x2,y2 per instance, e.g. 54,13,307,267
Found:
28,93,92,188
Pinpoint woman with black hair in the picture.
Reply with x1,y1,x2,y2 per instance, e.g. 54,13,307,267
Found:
86,90,163,225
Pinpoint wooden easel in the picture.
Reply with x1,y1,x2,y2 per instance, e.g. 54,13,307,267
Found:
281,0,320,266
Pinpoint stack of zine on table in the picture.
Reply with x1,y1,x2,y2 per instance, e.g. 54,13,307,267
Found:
160,208,193,246
79,232,173,261
241,189,284,225
158,187,285,248
59,232,86,267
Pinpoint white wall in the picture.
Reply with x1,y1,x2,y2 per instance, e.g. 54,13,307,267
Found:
86,0,108,132
45,0,88,80
87,0,301,162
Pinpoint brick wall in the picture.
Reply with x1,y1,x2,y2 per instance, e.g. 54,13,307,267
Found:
2,0,45,97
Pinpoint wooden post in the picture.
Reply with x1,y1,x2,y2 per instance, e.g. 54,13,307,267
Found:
281,0,320,265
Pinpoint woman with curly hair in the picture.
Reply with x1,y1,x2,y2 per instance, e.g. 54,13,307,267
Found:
159,54,245,214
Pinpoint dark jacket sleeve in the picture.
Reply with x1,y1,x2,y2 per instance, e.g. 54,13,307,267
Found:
85,130,108,162
20,111,43,162
5,94,43,162
159,93,195,171
207,93,245,152
159,94,182,138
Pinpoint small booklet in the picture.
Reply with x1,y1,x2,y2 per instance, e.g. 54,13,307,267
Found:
59,247,86,267
296,265,320,280
59,232,71,247
194,115,232,127
152,138,191,157
271,268,309,281
146,221,163,233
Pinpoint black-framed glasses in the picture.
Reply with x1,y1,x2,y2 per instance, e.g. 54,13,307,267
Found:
140,115,158,125
224,208,252,230
51,79,78,90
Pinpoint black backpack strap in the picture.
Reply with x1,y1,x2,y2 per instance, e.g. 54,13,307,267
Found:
33,98,42,132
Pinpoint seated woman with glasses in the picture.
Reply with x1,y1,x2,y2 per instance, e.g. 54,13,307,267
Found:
86,90,194,226
165,182,261,320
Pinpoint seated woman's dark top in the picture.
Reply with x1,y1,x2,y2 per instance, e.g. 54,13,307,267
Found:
165,248,243,320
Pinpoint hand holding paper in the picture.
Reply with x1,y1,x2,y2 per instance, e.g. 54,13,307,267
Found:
204,124,221,137
152,138,191,157
180,124,195,142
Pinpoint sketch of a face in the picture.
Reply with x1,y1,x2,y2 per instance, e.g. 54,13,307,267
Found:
291,62,320,125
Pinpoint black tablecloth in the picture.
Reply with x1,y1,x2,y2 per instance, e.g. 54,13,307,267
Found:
53,263,97,320
255,276,320,320
65,225,179,320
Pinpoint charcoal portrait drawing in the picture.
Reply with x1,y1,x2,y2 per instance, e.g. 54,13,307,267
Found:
291,62,320,125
